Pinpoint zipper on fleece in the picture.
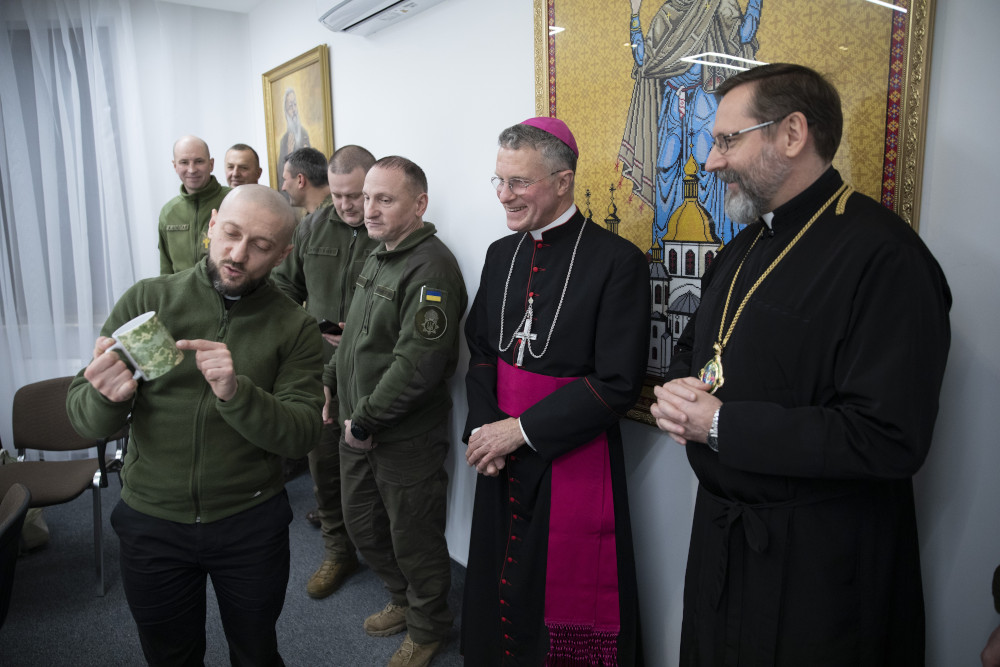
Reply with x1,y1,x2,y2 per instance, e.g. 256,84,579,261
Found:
192,297,233,523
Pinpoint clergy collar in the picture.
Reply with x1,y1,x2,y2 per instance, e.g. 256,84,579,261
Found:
768,167,842,232
530,204,577,240
761,212,774,229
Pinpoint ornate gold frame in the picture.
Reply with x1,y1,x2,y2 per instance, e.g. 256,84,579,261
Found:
533,0,937,425
262,45,334,190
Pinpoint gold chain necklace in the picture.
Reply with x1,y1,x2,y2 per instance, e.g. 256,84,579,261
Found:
699,183,853,393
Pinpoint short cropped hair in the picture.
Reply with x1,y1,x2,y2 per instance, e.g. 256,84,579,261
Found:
329,145,376,175
284,147,329,187
227,143,260,166
497,124,577,173
373,156,428,195
715,63,843,163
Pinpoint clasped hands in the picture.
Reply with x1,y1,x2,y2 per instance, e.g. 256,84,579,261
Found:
85,336,237,403
650,376,722,445
466,417,524,477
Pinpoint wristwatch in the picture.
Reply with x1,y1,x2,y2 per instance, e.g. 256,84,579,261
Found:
707,408,721,453
350,422,369,442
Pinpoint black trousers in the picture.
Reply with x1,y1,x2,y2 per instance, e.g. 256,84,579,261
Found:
111,492,292,667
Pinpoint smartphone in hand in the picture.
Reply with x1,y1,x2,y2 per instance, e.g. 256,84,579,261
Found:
318,319,344,336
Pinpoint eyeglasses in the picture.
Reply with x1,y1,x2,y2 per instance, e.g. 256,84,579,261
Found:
491,171,562,195
712,116,787,154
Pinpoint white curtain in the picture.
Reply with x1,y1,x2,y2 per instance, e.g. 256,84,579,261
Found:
0,0,153,453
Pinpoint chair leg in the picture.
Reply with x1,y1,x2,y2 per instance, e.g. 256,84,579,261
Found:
92,474,105,597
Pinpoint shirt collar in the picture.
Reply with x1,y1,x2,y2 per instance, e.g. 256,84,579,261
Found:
530,204,578,240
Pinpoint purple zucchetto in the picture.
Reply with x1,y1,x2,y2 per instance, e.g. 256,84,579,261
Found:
520,117,579,157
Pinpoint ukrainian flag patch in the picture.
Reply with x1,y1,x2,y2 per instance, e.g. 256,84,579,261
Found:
420,286,445,305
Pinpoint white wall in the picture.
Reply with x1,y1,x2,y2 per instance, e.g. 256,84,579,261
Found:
130,0,255,279
246,0,537,572
135,0,999,664
915,0,1000,663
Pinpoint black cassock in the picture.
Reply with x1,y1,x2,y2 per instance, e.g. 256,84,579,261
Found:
670,168,951,666
462,211,649,666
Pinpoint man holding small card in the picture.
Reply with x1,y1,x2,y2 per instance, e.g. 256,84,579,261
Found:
67,184,324,666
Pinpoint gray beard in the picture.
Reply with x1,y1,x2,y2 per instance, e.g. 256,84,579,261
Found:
286,113,304,144
723,186,765,225
719,144,790,225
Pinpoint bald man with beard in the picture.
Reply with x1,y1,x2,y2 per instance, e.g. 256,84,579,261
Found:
159,135,231,275
69,185,324,665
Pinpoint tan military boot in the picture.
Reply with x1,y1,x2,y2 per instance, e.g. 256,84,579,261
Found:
364,601,409,637
387,633,442,667
305,557,359,599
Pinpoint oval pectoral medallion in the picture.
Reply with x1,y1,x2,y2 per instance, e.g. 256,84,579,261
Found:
698,344,725,394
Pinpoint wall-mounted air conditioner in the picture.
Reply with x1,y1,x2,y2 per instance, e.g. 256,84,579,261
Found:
318,0,447,37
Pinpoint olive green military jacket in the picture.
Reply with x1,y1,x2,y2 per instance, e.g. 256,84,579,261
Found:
157,176,230,275
272,201,379,363
325,223,467,442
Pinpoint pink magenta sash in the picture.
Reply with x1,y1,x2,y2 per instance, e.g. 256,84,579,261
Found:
497,359,620,666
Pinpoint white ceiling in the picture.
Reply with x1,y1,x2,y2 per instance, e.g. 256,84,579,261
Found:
156,0,265,13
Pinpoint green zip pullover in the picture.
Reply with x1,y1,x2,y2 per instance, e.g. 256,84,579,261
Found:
158,176,231,275
326,223,467,442
67,260,324,524
272,202,379,363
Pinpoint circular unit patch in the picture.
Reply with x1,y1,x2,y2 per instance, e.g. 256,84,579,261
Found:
414,305,447,340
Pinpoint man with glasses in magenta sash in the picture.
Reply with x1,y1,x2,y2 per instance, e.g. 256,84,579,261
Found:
462,117,650,665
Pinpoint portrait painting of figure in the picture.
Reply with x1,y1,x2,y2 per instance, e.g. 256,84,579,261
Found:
277,87,312,171
262,46,333,190
533,0,934,420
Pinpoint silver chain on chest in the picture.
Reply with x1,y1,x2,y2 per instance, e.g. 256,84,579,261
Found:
497,221,586,361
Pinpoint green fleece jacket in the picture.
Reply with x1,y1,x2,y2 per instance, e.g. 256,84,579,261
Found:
158,176,230,275
67,261,324,524
324,222,467,442
271,202,379,363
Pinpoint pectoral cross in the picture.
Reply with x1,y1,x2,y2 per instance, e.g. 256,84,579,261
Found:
513,298,536,367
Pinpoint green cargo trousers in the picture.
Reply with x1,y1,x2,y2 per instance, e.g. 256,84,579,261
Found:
308,404,357,561
339,419,453,645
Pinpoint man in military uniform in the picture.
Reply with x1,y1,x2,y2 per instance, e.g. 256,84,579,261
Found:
324,156,466,667
223,143,263,187
281,147,330,215
272,145,379,599
158,135,230,274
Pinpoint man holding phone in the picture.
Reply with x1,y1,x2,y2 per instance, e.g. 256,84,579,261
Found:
318,319,343,336
272,145,380,599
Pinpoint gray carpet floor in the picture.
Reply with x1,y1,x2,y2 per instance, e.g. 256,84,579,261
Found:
1,471,465,666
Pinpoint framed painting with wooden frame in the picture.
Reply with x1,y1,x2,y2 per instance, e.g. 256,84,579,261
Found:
262,45,334,190
532,0,936,424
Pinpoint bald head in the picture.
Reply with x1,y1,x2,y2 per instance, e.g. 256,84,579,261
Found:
220,184,297,245
173,135,210,159
172,135,214,193
207,184,296,297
